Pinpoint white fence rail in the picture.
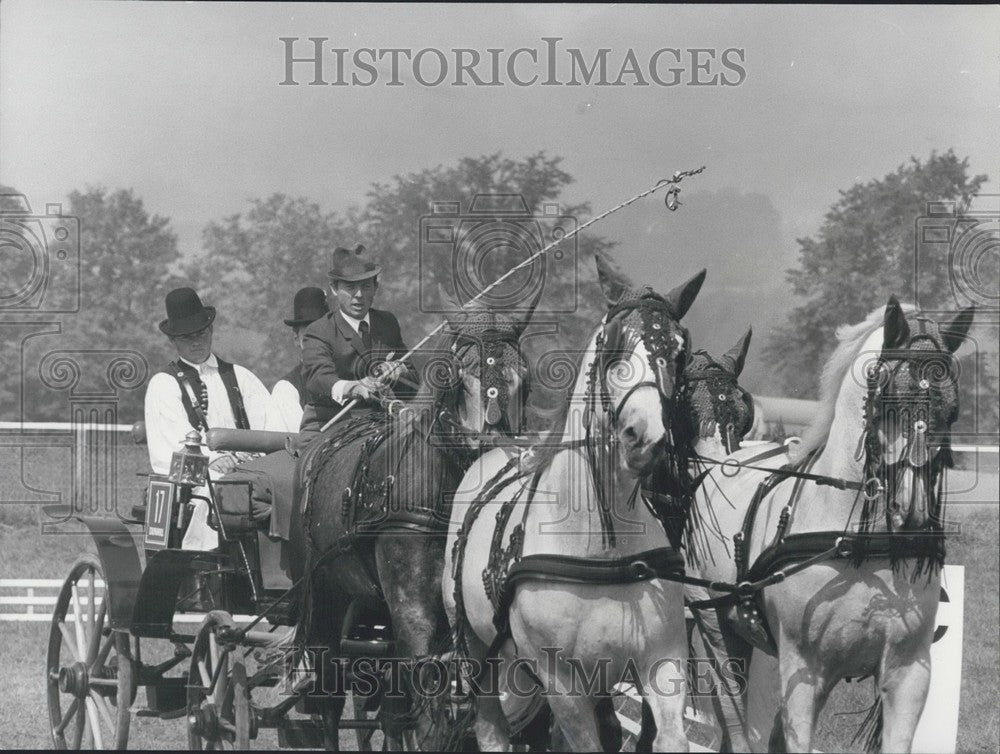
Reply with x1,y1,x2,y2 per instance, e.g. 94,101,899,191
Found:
0,578,261,624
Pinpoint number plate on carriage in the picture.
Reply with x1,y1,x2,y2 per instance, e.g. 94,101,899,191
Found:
144,478,177,549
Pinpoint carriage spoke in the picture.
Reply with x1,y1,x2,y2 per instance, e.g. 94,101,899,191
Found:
82,702,95,748
70,700,85,749
215,653,230,708
86,592,108,665
87,570,97,646
91,690,116,734
56,697,80,735
210,632,221,678
198,659,211,697
93,632,115,673
59,621,82,663
71,585,87,662
85,697,103,749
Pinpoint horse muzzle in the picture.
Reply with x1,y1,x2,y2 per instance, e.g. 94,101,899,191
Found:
620,421,666,474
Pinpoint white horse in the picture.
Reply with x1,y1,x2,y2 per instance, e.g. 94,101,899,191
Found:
685,298,974,752
444,255,706,751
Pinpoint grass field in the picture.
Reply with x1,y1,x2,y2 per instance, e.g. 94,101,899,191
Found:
1,445,997,750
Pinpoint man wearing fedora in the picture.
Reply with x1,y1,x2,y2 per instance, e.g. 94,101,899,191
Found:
144,287,277,550
271,287,330,432
300,244,417,432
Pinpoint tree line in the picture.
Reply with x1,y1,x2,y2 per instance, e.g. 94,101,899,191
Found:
1,150,995,437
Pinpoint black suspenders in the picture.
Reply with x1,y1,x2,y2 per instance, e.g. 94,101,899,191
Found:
168,358,251,432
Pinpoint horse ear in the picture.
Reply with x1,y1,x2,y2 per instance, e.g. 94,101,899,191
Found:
941,306,976,353
664,269,707,320
882,295,910,350
595,253,632,306
722,327,752,377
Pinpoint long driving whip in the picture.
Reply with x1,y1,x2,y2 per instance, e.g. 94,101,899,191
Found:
320,166,706,431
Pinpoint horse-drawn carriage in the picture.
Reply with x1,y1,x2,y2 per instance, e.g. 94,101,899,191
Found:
45,421,405,750
44,239,974,752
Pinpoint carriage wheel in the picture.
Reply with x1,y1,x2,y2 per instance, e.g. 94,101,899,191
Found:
46,554,134,750
186,611,251,750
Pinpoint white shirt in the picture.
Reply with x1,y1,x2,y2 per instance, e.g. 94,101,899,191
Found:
144,354,279,474
270,378,303,433
144,355,279,550
330,311,371,405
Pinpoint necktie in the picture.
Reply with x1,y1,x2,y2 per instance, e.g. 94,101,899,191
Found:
358,319,372,350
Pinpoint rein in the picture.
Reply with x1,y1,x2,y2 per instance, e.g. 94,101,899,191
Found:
693,451,870,495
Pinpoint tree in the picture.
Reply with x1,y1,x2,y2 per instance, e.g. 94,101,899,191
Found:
0,187,181,420
765,151,990,394
196,154,617,424
185,194,348,388
355,152,616,425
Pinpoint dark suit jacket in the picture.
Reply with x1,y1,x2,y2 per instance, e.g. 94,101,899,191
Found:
300,307,417,430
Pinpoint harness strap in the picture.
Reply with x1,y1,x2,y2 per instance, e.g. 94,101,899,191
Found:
502,547,686,594
694,446,865,492
685,529,946,612
735,472,792,582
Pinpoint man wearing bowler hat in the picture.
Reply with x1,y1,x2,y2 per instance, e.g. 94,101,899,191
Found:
144,287,277,550
271,287,329,432
300,244,417,432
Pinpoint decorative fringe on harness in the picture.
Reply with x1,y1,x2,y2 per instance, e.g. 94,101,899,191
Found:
849,696,884,754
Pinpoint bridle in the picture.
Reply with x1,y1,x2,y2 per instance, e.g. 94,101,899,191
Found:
681,352,755,454
427,326,528,445
588,293,690,429
858,316,958,532
582,292,696,546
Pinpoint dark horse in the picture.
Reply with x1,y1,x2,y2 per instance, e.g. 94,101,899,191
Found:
292,301,535,750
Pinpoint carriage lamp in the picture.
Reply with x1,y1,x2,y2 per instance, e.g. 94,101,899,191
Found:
168,430,210,487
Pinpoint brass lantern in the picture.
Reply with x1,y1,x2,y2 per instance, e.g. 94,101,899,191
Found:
168,430,210,487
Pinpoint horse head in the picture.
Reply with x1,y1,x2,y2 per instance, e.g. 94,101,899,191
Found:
681,328,754,455
859,296,974,529
592,254,705,475
420,289,534,443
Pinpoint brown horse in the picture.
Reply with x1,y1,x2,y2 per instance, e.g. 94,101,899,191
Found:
293,301,535,750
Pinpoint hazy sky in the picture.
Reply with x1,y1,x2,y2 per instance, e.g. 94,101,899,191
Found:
2,2,997,381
